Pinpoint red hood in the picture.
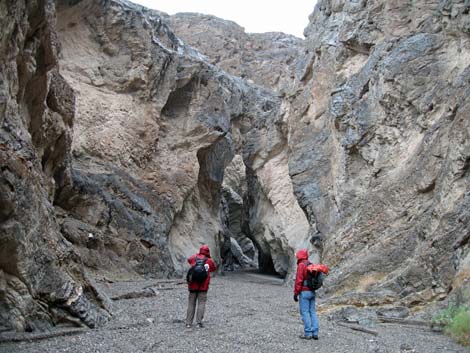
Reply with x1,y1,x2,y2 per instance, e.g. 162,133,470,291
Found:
296,249,308,263
199,245,211,257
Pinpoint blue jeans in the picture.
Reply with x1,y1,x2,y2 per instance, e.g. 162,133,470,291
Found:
299,290,319,337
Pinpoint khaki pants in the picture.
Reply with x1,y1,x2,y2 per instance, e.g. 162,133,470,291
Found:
185,291,208,325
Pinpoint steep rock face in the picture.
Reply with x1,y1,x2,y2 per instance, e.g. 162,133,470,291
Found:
55,0,299,279
220,155,258,270
0,0,110,331
168,12,311,276
2,0,468,331
168,13,304,95
288,0,470,308
173,0,470,310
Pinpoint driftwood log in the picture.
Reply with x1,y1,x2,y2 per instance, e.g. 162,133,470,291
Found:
336,321,379,336
0,328,87,343
377,317,430,327
0,320,154,344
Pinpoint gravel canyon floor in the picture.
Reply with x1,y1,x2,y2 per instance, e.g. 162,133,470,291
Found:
0,272,467,353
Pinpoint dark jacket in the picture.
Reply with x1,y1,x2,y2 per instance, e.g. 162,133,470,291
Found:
187,245,217,292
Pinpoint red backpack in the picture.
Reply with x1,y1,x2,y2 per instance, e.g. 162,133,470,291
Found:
303,262,329,291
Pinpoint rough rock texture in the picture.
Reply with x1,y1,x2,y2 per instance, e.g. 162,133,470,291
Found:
168,12,312,276
1,275,467,353
286,0,470,309
2,0,469,333
167,0,470,311
54,0,301,280
168,13,304,95
220,156,259,270
0,0,110,332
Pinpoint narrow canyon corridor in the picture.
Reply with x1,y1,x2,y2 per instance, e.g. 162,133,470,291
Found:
1,0,469,349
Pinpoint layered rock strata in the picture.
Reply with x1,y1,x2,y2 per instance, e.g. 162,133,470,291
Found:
54,0,305,281
169,1,470,310
287,0,470,308
169,12,312,276
1,0,469,332
0,0,111,331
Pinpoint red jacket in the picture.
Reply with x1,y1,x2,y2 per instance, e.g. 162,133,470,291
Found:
187,245,216,291
294,249,311,295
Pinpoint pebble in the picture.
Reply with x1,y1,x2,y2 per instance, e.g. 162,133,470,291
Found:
0,273,467,353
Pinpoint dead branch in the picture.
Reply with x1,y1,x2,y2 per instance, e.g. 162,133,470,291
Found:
336,321,379,336
0,320,154,344
0,328,87,343
111,288,157,300
377,317,431,327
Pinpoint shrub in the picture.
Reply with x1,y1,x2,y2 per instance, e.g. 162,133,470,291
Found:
446,309,470,346
433,297,470,347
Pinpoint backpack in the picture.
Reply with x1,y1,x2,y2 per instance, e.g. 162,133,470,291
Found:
186,256,208,283
303,262,329,291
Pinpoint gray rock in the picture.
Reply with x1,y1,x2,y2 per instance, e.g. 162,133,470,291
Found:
2,0,469,333
0,0,111,331
288,0,470,309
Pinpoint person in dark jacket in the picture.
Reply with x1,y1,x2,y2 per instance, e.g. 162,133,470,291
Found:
294,248,319,340
185,245,217,328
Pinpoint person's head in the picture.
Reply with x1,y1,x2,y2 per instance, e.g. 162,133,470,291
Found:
199,245,211,257
296,249,308,262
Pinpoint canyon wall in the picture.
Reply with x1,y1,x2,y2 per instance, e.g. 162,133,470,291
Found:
288,0,470,308
168,1,470,310
0,0,110,331
1,0,469,331
168,12,313,275
55,0,310,281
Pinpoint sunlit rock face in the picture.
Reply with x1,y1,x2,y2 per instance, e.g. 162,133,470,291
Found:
0,0,110,332
287,0,470,308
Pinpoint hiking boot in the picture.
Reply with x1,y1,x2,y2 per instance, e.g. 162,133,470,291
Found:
299,335,312,340
312,335,318,340
196,323,204,328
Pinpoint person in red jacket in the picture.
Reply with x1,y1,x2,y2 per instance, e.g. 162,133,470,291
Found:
294,248,319,340
185,245,217,328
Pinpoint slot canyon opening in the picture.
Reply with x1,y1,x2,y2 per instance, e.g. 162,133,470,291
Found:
218,155,287,280
256,249,280,277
